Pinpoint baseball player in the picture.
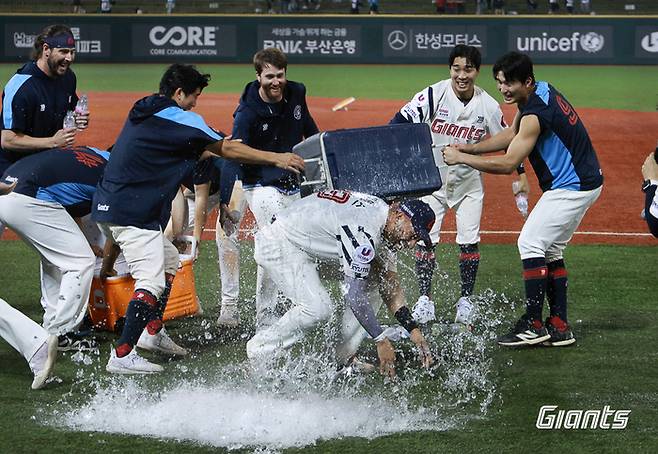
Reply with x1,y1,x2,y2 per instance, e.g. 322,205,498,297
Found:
223,47,319,332
390,44,528,327
641,147,658,238
0,146,110,388
443,51,603,347
92,64,304,374
246,191,434,377
0,24,89,238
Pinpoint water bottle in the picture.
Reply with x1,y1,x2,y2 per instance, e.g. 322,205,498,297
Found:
63,110,76,129
75,93,88,115
515,193,529,218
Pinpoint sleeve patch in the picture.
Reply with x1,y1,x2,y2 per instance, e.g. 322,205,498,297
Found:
354,244,375,264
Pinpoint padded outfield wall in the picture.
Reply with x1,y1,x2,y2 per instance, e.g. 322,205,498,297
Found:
1,14,657,65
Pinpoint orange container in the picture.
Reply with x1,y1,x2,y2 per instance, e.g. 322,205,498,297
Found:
87,258,200,332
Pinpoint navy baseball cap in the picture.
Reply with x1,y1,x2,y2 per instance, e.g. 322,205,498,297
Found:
399,199,435,248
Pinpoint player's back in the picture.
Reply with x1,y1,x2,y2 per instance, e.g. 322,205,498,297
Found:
520,81,603,192
275,190,389,260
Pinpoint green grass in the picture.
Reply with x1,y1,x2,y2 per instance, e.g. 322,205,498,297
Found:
1,64,656,111
0,240,657,452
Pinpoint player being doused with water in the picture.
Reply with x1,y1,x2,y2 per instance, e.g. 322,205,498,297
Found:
246,190,434,378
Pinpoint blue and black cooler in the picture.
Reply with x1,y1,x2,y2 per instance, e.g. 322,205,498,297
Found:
293,123,442,199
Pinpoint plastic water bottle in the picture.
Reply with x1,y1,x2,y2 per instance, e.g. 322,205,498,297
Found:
75,94,88,115
63,110,76,129
515,193,529,218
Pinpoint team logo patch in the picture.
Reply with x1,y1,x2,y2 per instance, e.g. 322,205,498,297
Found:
294,105,302,120
438,108,449,118
354,244,375,264
74,150,105,168
476,115,484,123
40,104,45,111
402,104,420,120
262,123,269,131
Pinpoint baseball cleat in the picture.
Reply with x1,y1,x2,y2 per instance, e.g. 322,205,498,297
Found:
30,335,58,390
542,316,576,347
106,347,164,374
216,303,240,328
497,316,551,347
454,296,474,327
137,327,188,356
412,295,436,324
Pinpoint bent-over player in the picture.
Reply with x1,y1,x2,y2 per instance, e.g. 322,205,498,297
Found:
93,64,304,374
641,148,658,238
390,44,528,327
246,191,434,378
443,52,603,347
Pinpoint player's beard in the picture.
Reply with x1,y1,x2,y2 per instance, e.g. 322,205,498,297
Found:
46,54,70,77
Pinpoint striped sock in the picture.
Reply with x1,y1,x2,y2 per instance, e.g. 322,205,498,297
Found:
547,259,568,321
116,289,158,355
459,243,480,297
522,257,548,321
146,273,175,335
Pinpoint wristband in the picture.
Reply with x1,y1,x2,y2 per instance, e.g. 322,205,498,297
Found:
394,306,418,334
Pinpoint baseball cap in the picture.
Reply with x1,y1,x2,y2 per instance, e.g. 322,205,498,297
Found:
399,199,435,248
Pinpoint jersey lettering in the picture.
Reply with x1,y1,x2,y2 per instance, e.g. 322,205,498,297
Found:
556,94,578,126
317,189,350,204
430,118,485,141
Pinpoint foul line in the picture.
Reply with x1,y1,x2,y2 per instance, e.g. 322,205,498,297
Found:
203,228,653,238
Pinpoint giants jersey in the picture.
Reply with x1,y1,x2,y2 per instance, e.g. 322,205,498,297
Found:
395,79,506,206
274,190,395,279
519,82,603,192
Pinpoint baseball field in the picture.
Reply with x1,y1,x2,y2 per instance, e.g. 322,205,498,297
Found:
0,63,657,453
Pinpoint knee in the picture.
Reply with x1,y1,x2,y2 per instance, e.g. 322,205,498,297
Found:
300,302,331,326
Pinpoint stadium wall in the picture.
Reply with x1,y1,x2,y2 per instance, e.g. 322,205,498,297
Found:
1,14,657,64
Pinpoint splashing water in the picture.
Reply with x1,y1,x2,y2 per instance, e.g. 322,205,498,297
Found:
45,288,514,450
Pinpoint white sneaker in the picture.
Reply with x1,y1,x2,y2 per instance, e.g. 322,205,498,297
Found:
454,296,474,327
216,303,240,327
106,347,164,374
137,327,188,356
29,335,58,390
412,295,436,324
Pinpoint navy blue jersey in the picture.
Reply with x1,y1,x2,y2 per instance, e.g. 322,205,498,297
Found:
181,156,222,196
1,146,108,218
0,61,78,173
92,94,222,230
519,82,603,192
227,80,318,195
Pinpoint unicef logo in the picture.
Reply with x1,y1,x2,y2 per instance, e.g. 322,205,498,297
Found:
580,32,604,53
387,30,408,51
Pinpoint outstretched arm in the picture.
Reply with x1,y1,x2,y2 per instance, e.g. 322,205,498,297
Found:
206,139,304,174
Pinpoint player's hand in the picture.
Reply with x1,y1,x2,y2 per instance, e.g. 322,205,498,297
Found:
376,338,396,379
74,112,90,130
442,146,461,165
99,265,117,282
52,128,76,148
642,152,658,180
0,179,16,196
409,328,434,369
274,152,305,174
219,203,240,237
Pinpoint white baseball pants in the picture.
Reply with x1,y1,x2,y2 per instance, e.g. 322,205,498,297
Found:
0,297,48,362
246,223,381,363
0,193,94,335
243,185,300,331
98,223,179,299
518,186,602,261
422,189,483,245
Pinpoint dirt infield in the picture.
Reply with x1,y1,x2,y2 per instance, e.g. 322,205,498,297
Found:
47,92,658,246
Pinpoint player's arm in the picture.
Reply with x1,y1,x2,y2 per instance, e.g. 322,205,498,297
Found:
343,274,396,378
375,264,432,368
0,179,16,195
191,182,210,249
1,129,76,153
99,239,120,281
164,187,186,241
443,114,540,174
456,111,520,155
389,86,432,124
206,139,304,174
